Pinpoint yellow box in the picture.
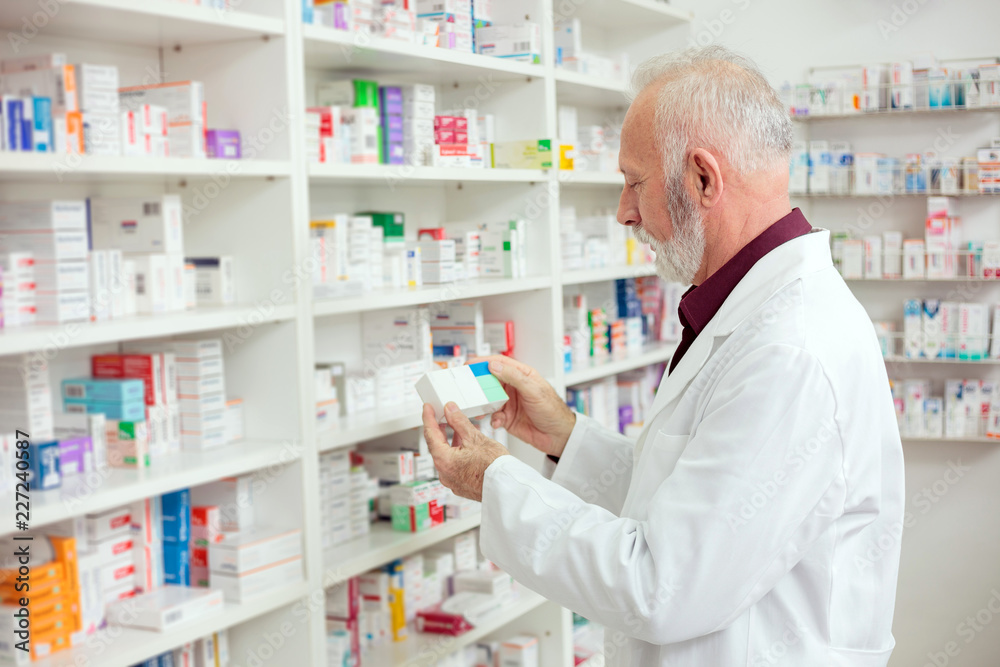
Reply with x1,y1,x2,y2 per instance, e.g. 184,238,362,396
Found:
490,140,553,169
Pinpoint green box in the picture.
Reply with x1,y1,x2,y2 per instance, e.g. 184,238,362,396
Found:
391,503,430,532
490,139,553,169
358,211,405,238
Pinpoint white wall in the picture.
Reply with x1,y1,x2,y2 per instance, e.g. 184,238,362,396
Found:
654,2,1000,665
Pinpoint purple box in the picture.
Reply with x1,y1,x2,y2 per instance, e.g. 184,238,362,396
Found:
387,144,405,164
385,128,405,143
334,4,349,30
384,115,404,132
381,100,403,116
380,86,403,103
58,436,91,475
206,129,241,159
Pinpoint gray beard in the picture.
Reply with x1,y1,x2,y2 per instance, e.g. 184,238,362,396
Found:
632,183,705,285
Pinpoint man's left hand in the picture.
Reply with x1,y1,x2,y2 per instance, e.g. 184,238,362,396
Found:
423,402,510,502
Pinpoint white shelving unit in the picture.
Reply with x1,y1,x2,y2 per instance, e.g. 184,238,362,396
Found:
0,1,690,664
793,85,1000,453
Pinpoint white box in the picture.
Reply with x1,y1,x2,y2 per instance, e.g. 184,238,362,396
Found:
108,586,225,631
192,475,255,532
119,80,205,125
89,195,184,255
362,451,415,483
128,253,170,314
499,635,539,667
188,256,236,305
415,363,508,422
208,527,303,574
475,23,541,62
209,556,303,602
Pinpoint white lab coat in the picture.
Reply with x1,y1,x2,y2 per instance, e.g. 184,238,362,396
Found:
480,229,904,666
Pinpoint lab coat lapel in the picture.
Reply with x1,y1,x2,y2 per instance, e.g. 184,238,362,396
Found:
633,229,834,459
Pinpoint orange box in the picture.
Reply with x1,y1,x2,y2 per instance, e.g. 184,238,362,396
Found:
30,628,72,660
34,609,77,635
48,537,80,592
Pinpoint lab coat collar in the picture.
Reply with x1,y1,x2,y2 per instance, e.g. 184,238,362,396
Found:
653,228,833,417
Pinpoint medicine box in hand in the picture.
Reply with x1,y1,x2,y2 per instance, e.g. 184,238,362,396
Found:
415,362,508,422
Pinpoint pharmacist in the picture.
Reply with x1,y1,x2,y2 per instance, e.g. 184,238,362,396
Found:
424,46,904,667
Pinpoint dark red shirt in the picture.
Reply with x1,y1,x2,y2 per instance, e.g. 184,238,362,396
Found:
669,208,813,374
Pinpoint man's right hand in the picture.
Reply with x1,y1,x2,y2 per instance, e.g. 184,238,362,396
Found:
476,355,576,459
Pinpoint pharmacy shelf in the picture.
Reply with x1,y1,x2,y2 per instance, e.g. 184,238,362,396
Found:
793,191,1000,198
902,436,998,444
565,342,677,386
5,439,301,536
791,107,1000,122
846,277,1000,283
883,356,1000,365
313,276,552,317
33,581,312,667
317,405,423,453
561,264,657,285
324,515,482,582
302,25,545,84
567,0,694,32
559,170,624,187
554,69,628,108
0,304,297,358
365,589,548,666
0,154,292,182
0,0,285,47
309,163,549,186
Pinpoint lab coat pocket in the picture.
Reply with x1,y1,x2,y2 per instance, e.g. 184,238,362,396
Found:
827,645,894,667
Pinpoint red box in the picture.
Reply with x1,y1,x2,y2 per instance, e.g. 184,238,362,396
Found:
91,353,163,405
437,144,473,157
429,499,444,527
453,130,468,145
433,115,457,130
454,117,468,130
417,227,448,240
434,128,455,144
191,547,209,569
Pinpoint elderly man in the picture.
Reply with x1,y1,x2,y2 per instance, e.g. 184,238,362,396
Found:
423,46,904,666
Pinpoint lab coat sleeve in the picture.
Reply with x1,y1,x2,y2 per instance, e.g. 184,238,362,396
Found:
479,344,846,645
546,412,635,515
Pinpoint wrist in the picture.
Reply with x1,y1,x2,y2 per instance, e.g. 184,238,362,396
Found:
550,410,576,458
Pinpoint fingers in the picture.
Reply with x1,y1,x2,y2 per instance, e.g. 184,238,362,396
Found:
485,356,538,396
490,410,506,429
443,402,479,442
422,404,452,460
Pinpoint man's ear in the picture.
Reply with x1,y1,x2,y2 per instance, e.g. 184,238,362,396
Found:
688,148,724,208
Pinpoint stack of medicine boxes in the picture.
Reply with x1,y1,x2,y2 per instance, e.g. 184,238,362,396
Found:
174,339,227,450
413,233,456,284
88,506,138,608
0,535,82,661
119,80,206,159
132,496,164,594
191,505,224,588
208,525,303,602
162,489,192,586
63,377,147,468
1,252,36,327
0,201,89,325
89,195,186,315
79,63,122,156
0,358,54,441
0,200,89,325
403,84,435,166
380,86,404,165
391,479,446,533
349,456,373,539
320,449,351,549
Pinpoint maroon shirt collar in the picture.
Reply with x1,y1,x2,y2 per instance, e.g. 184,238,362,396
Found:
679,208,813,335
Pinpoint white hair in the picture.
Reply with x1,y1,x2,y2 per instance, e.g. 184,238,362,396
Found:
629,45,792,177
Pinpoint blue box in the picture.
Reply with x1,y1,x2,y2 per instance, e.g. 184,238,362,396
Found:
161,488,191,544
158,650,176,667
32,97,52,152
162,542,190,586
63,398,146,421
28,440,60,490
62,377,145,403
5,98,23,152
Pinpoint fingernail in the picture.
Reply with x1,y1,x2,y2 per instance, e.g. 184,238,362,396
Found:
489,361,502,372
445,402,459,413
